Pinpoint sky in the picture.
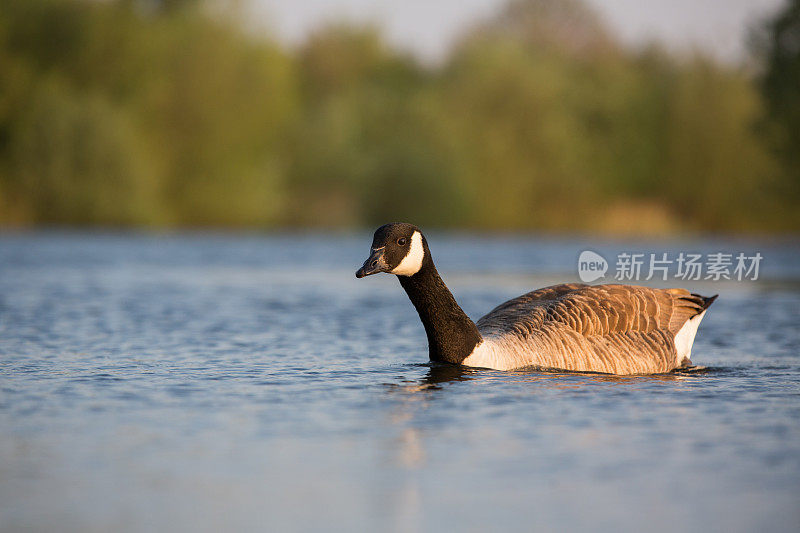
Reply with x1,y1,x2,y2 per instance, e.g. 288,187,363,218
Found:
251,0,787,64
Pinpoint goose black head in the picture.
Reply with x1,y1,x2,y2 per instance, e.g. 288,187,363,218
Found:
356,222,427,278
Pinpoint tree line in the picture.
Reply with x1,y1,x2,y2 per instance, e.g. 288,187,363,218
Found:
0,0,797,233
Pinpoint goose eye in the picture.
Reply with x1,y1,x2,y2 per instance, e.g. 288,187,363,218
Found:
397,237,407,246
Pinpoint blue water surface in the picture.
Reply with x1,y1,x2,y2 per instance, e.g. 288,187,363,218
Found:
1,232,799,532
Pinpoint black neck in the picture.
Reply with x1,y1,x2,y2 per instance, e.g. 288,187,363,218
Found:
398,261,482,364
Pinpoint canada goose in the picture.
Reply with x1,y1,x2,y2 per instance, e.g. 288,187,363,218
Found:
356,223,717,375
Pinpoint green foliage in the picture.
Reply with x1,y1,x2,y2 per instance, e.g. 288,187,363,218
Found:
753,0,800,222
661,58,776,230
8,77,158,225
0,0,796,233
285,26,464,227
0,0,295,227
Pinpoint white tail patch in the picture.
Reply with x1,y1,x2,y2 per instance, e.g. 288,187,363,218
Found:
391,231,424,276
674,310,706,365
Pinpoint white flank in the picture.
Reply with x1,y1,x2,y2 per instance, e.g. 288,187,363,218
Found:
674,310,706,365
461,339,520,371
391,231,425,276
461,341,490,368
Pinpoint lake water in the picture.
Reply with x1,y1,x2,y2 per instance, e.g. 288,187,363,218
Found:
1,232,799,532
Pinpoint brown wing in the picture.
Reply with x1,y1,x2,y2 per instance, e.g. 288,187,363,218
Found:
476,283,713,373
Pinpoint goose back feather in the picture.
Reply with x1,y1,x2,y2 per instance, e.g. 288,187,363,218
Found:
465,283,716,373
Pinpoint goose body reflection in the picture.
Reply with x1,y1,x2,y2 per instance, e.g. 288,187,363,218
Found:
356,223,717,375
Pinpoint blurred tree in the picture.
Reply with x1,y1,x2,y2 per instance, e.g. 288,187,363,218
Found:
138,10,296,226
441,39,596,229
0,0,793,232
287,25,465,227
0,0,295,227
754,0,800,200
440,0,630,230
8,77,159,225
661,57,775,230
476,0,615,57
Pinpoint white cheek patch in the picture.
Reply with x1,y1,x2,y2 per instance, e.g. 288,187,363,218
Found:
391,231,424,276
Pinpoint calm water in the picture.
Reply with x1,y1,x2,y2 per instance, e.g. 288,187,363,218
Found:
1,232,799,532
